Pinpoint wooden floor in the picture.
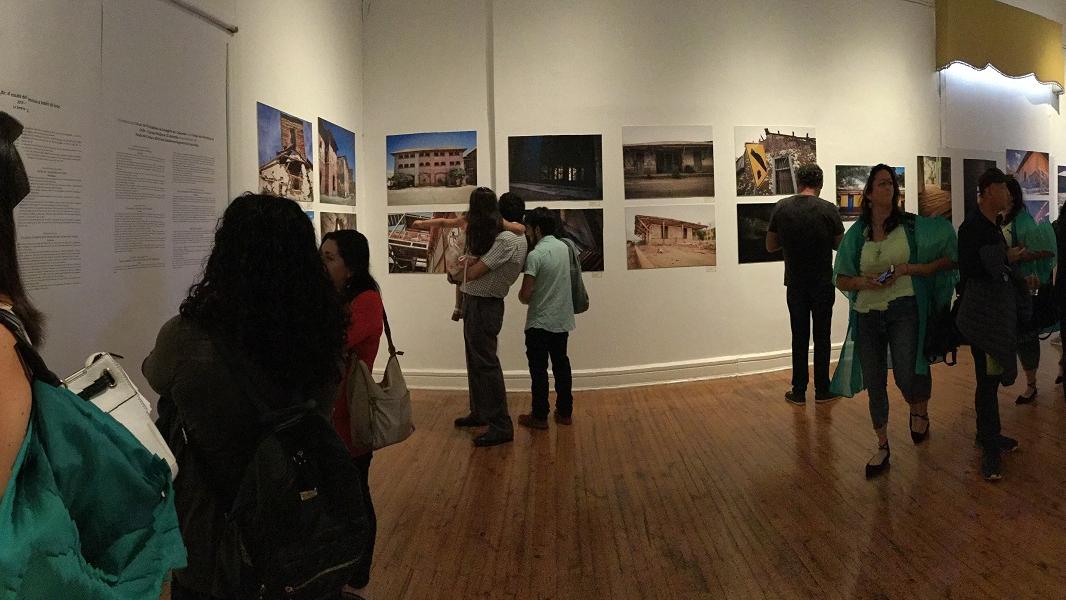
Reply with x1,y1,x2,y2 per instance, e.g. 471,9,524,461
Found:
363,350,1066,599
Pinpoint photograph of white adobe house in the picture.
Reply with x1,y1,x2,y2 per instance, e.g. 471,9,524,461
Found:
257,102,315,203
387,131,477,206
622,126,714,200
625,205,716,270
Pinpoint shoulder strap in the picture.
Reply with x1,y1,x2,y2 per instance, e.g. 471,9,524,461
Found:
382,309,402,357
0,308,59,386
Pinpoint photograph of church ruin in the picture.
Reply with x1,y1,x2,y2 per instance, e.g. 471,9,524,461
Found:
257,102,315,203
734,126,816,197
508,135,603,201
626,205,716,270
622,126,714,200
387,131,477,206
918,156,951,219
318,119,356,206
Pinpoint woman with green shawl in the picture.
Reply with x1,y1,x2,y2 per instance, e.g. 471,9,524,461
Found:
1002,176,1056,404
830,165,958,479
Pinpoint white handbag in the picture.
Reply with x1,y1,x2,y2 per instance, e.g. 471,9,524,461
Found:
63,353,179,480
347,312,414,451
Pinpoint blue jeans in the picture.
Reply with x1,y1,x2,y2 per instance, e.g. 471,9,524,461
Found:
855,296,930,430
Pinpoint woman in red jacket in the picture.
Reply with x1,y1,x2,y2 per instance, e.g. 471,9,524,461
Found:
320,229,383,598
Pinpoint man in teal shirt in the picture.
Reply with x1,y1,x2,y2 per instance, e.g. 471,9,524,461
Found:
517,207,576,430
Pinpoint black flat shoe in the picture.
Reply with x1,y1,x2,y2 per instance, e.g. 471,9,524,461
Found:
865,443,890,479
909,413,930,444
785,390,806,406
473,433,513,447
454,415,486,428
1016,386,1038,405
1056,375,1063,385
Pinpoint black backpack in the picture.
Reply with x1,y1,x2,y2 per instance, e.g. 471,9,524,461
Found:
208,340,371,599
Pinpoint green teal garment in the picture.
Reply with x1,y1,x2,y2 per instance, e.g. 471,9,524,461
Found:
0,381,187,599
1005,209,1056,284
830,214,959,398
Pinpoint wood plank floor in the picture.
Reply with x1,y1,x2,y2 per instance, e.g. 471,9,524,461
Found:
362,349,1066,599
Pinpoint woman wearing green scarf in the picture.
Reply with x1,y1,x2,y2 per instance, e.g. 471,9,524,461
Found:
831,165,958,479
1002,177,1056,404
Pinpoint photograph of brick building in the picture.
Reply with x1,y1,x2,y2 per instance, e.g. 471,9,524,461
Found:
1007,149,1051,222
386,212,464,274
918,156,952,218
835,165,905,221
387,131,476,206
257,102,315,203
318,118,356,206
625,205,716,270
737,203,781,264
734,127,816,196
508,135,603,201
622,126,714,200
320,211,356,235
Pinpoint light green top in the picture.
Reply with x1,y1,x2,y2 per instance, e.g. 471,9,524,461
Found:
854,226,914,313
1002,223,1014,247
523,235,576,333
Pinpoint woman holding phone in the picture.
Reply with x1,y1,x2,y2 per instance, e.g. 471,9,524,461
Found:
831,164,957,479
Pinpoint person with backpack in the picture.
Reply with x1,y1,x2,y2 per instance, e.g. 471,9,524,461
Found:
516,207,576,430
145,194,369,599
320,229,384,598
0,111,186,598
830,165,957,479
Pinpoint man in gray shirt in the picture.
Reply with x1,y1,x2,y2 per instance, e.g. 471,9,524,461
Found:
516,207,576,430
458,193,527,446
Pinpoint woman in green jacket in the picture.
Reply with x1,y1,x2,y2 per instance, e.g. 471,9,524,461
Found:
831,165,958,479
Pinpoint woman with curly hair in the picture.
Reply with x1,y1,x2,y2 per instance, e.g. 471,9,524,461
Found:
144,193,347,599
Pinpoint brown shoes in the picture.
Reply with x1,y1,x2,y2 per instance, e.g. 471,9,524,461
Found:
518,414,549,430
553,412,572,426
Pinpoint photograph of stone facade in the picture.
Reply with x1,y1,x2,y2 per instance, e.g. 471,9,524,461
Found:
734,127,816,197
543,209,604,271
737,203,781,264
835,165,905,221
386,212,464,274
508,135,603,201
320,211,357,235
918,156,952,219
622,126,714,200
1007,149,1051,222
625,205,716,270
257,102,315,203
963,158,998,219
318,119,355,206
387,131,476,206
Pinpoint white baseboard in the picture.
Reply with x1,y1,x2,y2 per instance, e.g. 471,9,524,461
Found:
398,343,844,391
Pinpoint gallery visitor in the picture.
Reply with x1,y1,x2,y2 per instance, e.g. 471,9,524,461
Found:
516,207,576,430
320,229,385,597
956,168,1033,481
453,188,527,447
831,164,957,479
1001,176,1056,405
765,163,844,406
144,194,351,598
0,111,186,598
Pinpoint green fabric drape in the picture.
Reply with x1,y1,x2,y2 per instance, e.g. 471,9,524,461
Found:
1006,209,1056,283
0,381,187,598
830,214,959,398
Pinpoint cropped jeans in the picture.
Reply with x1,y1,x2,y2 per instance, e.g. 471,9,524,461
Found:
855,296,931,430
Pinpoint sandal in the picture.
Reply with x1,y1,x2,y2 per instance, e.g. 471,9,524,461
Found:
909,413,929,444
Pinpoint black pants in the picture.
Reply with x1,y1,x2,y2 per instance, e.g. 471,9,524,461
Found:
463,295,512,437
351,452,376,588
786,284,835,394
169,581,231,600
525,328,573,419
970,346,1002,446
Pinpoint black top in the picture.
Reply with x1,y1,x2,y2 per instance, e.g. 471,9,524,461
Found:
767,194,844,287
958,210,1007,289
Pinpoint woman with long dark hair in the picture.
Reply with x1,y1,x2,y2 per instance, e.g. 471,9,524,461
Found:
832,165,957,478
320,229,384,598
144,194,347,599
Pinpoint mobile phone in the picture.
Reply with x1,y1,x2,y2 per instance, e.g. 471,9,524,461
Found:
876,268,894,284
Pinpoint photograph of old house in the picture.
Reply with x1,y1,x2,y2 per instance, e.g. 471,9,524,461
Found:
546,209,604,271
386,131,476,206
625,205,716,270
257,102,315,203
734,127,816,196
387,212,465,274
918,156,952,219
835,165,905,221
622,126,714,200
318,119,356,206
321,211,357,235
737,203,782,264
1007,149,1051,222
508,135,603,201
963,158,998,220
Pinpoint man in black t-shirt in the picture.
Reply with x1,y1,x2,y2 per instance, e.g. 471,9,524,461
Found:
766,164,845,405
